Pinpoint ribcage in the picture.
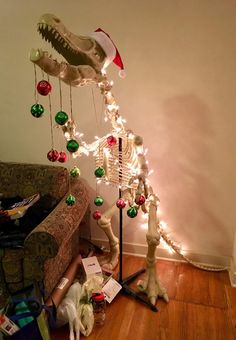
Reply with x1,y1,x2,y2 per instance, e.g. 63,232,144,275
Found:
94,131,139,188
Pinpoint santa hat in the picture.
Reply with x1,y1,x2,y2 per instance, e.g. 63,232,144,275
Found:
90,28,126,78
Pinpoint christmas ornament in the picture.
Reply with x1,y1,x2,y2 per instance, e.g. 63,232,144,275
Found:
127,206,138,218
66,139,79,153
31,103,44,118
107,135,117,146
94,196,104,206
66,194,76,206
58,151,67,163
70,166,80,177
47,149,59,162
37,80,52,96
55,111,69,125
94,166,105,178
93,210,102,220
116,198,126,209
135,194,146,206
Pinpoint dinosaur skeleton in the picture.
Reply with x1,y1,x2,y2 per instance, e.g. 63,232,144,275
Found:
30,14,169,306
30,14,226,307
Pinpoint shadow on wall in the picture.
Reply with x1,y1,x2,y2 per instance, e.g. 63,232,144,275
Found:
160,94,230,254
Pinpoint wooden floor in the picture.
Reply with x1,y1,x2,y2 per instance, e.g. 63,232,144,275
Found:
51,255,236,340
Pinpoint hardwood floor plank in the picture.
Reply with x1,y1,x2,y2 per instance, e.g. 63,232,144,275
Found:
225,284,236,338
174,262,228,308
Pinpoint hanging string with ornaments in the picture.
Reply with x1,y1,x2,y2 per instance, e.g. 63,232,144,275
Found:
30,64,45,118
54,78,68,164
91,86,105,220
30,66,80,206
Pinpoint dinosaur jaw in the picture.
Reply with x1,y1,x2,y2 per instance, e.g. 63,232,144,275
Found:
37,13,92,66
30,14,107,86
37,13,106,68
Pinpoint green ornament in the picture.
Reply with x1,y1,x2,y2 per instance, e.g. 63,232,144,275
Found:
66,139,79,153
127,206,138,218
55,111,69,125
66,194,76,206
94,196,104,206
94,166,105,178
31,103,44,118
70,166,80,178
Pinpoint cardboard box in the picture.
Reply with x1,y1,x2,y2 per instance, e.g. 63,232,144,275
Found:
82,256,102,280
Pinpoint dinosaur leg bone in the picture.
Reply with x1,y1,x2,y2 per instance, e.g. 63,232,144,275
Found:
137,195,169,305
97,203,119,270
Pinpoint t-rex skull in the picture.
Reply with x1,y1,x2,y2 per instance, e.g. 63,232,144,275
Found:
30,13,107,86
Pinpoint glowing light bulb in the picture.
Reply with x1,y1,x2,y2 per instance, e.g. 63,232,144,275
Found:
101,68,107,75
167,246,174,254
72,152,78,159
160,220,168,229
107,104,114,111
116,116,122,124
140,223,148,230
142,213,148,220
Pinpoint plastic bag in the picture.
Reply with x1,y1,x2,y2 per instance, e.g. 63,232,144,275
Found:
56,276,103,339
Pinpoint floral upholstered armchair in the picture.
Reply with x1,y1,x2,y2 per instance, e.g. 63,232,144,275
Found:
0,162,90,308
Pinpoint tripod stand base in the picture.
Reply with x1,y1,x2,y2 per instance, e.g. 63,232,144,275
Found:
119,268,158,312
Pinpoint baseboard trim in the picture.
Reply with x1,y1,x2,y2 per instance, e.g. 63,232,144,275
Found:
91,238,232,279
229,259,236,287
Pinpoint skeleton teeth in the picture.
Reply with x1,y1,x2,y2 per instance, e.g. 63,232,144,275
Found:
48,26,52,31
55,32,59,38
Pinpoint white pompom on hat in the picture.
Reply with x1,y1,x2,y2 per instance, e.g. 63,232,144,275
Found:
90,28,126,78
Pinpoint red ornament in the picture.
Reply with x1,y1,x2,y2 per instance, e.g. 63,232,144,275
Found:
107,135,117,146
135,194,146,206
37,80,52,96
58,151,67,163
93,210,102,220
116,198,126,209
47,149,59,162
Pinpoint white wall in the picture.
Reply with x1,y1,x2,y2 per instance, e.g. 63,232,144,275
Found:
0,0,236,264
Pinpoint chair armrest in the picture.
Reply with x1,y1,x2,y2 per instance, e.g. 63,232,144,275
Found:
24,179,89,258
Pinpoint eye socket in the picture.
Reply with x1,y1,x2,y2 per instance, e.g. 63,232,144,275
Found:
54,18,60,23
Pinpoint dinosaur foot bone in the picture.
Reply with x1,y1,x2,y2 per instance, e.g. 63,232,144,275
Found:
97,243,119,271
137,266,169,305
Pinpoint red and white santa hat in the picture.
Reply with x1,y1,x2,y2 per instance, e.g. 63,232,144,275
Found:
90,28,126,78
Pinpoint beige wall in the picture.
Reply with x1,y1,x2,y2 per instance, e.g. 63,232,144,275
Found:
0,0,235,264
233,233,236,266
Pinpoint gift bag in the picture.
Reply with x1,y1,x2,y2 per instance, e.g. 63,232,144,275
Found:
1,283,56,340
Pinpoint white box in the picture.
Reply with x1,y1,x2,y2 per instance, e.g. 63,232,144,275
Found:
82,256,102,280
